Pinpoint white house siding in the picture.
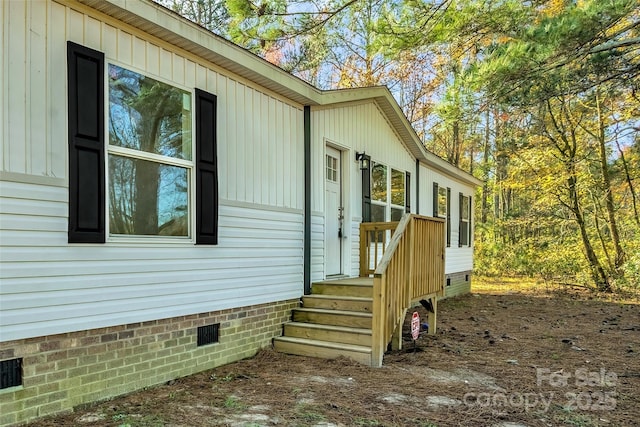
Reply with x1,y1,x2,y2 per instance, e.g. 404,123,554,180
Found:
0,0,304,342
0,179,303,342
311,101,416,213
350,218,361,277
311,212,325,282
310,101,417,279
418,163,475,278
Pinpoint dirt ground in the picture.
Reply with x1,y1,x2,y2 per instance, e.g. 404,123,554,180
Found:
35,278,640,427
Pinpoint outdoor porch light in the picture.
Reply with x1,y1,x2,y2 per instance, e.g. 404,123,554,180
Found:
355,151,370,170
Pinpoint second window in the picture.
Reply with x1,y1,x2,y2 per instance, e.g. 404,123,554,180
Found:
371,162,406,222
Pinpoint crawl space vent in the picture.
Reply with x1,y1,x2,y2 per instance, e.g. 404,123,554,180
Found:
0,358,22,389
197,323,220,346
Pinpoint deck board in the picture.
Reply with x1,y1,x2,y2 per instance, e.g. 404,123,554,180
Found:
313,277,373,286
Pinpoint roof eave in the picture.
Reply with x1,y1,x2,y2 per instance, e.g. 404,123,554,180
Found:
76,0,321,106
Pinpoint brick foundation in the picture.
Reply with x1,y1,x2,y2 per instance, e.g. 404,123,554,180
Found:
0,299,299,426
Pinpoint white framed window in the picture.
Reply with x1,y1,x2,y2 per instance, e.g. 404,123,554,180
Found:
371,162,387,222
370,161,406,222
462,196,470,222
106,64,194,239
326,154,338,182
390,168,405,221
433,182,451,247
68,41,218,245
437,186,447,218
459,193,471,247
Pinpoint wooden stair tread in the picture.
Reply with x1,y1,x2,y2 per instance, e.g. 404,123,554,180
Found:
311,281,374,297
285,322,372,335
312,278,373,286
274,336,372,353
293,307,373,318
304,295,372,302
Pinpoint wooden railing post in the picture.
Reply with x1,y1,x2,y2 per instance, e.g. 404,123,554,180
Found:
371,274,385,367
391,308,406,351
407,219,415,307
428,297,437,335
359,223,367,277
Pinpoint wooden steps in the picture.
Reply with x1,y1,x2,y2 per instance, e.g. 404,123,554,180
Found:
273,337,372,366
302,295,372,312
284,321,372,346
311,278,373,298
273,277,374,365
292,308,372,328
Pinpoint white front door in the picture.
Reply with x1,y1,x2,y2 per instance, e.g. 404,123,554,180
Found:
325,146,343,276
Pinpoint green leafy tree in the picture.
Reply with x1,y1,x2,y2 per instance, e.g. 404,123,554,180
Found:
156,0,231,34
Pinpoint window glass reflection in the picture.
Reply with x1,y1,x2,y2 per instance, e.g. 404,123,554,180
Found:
391,169,404,206
371,204,386,222
371,163,387,203
109,64,192,160
109,155,188,236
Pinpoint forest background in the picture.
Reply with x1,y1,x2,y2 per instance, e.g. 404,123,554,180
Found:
154,0,639,292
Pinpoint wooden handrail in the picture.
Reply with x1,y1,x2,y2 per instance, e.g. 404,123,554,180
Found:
368,214,445,367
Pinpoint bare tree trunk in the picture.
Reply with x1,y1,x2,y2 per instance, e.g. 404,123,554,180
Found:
133,114,163,235
614,134,640,226
546,98,611,291
494,109,509,244
469,138,475,174
590,192,614,272
452,120,461,167
567,165,610,291
481,108,491,224
595,91,625,272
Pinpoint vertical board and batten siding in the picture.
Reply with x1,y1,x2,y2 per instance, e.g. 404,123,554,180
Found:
311,102,416,213
0,0,305,342
418,163,474,275
310,102,416,278
2,0,64,178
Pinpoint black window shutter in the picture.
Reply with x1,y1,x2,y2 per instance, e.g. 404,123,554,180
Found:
459,192,465,247
446,187,451,247
432,182,438,217
195,88,219,245
361,155,371,222
67,41,105,243
468,195,473,247
405,172,411,213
